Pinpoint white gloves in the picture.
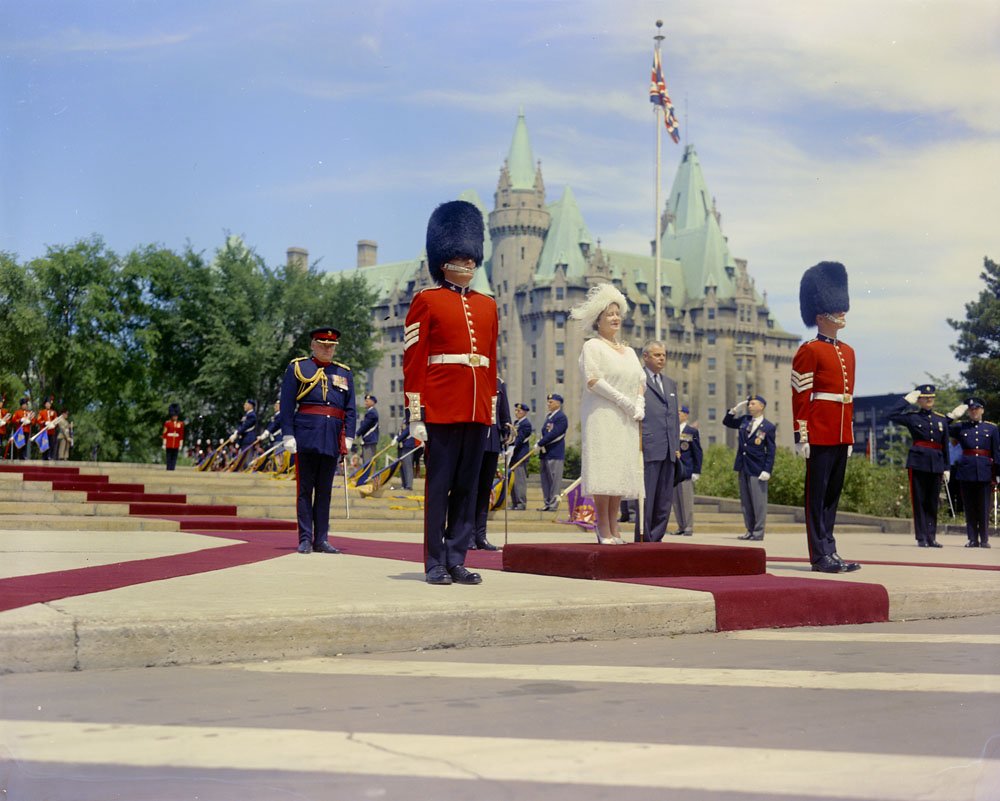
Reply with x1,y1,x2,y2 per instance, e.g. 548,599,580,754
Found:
731,400,749,417
162,441,166,450
758,471,770,482
590,378,635,418
948,404,968,419
411,422,428,443
904,390,921,405
633,395,645,422
943,470,950,483
345,437,354,451
795,442,810,459
691,473,700,482
846,445,853,458
282,435,297,454
231,430,239,441
260,430,272,442
504,446,514,463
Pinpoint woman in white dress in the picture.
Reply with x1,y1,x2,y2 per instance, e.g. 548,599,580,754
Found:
570,283,646,545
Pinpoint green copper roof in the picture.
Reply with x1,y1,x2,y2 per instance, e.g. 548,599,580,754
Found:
506,108,537,191
535,185,594,282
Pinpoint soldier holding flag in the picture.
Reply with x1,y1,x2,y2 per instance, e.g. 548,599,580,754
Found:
11,398,34,460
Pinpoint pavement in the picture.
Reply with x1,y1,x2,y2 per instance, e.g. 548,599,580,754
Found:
1,462,999,675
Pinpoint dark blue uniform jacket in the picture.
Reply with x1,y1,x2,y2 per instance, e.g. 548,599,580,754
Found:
949,419,1000,482
537,409,567,461
888,398,949,473
723,411,776,476
279,357,356,457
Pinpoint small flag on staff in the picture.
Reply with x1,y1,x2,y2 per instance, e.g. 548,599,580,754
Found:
649,49,680,144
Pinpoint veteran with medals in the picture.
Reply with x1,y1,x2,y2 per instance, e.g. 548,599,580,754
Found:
280,326,356,554
723,395,776,541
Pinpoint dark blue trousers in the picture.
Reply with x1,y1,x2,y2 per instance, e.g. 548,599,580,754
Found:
474,449,500,546
908,468,941,543
424,422,487,572
296,450,337,548
960,481,991,545
637,458,676,542
804,444,848,563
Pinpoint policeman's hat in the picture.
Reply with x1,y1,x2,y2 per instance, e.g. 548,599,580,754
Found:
680,405,690,414
916,384,936,398
168,402,181,417
365,394,377,403
310,327,340,343
747,394,767,406
799,261,849,327
514,402,530,412
425,200,484,284
967,397,985,409
547,393,564,403
245,399,256,408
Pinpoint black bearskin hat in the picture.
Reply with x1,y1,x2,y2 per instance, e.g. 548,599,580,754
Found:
799,261,849,327
168,402,181,417
425,200,484,284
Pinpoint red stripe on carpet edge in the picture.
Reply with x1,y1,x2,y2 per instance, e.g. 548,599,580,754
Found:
766,556,1000,571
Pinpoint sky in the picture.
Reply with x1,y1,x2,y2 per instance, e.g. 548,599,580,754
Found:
2,0,999,395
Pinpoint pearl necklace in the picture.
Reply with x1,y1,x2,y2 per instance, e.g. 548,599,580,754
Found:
598,335,625,352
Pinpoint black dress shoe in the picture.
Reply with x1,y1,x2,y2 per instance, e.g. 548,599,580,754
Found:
426,566,453,585
811,555,845,573
449,565,482,585
831,553,861,572
313,542,340,554
928,540,943,548
297,542,312,554
738,533,762,541
981,541,991,549
917,541,928,548
476,540,500,551
965,541,979,548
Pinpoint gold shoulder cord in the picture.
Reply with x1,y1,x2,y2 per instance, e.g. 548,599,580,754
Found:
293,360,328,401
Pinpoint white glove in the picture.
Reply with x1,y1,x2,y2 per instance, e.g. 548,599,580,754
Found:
231,430,239,440
943,470,950,483
731,400,749,417
795,442,810,459
691,473,700,482
504,446,514,463
282,435,297,454
45,421,55,430
260,430,272,442
948,404,968,419
758,471,770,482
590,378,635,417
633,395,645,422
846,445,853,458
162,441,166,450
904,390,920,405
345,437,354,451
411,422,428,443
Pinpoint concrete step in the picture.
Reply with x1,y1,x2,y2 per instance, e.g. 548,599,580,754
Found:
0,514,179,531
0,501,131,517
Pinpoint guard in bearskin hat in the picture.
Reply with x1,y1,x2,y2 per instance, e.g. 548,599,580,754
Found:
162,402,185,471
404,200,498,585
790,261,862,573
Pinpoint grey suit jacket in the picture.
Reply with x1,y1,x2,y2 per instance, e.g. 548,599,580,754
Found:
641,369,680,464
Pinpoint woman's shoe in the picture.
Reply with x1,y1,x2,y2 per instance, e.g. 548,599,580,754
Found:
597,536,617,545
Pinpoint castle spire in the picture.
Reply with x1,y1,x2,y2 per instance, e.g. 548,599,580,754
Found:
506,107,537,191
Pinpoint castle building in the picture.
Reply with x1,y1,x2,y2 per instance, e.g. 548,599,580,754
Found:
330,111,801,449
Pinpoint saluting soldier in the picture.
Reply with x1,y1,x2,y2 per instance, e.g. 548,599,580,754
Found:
888,384,951,547
948,397,1000,548
535,393,568,511
356,394,380,466
671,405,703,536
790,261,861,573
723,395,777,541
162,403,185,471
507,402,533,511
280,327,356,554
403,200,498,586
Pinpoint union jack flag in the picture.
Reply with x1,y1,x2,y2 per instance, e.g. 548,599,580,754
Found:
649,50,680,144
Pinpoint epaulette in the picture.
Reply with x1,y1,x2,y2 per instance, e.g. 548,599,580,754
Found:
333,361,351,371
290,356,310,364
932,411,947,418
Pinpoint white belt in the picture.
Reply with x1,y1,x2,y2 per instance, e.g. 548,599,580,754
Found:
428,353,490,368
811,392,852,403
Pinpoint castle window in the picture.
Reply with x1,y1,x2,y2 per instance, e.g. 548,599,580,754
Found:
737,358,743,370
390,379,396,392
708,308,715,320
737,383,743,396
708,408,717,421
774,401,780,412
532,319,537,331
532,345,537,358
521,247,525,260
708,357,716,370
682,381,689,394
503,304,508,316
682,356,689,368
556,369,564,384
556,287,564,300
708,383,716,396
390,406,396,419
663,286,672,297
684,331,691,344
556,315,565,329
666,307,674,318
391,355,396,368
709,435,717,445
556,342,564,356
503,280,508,293
707,332,716,345
531,372,537,387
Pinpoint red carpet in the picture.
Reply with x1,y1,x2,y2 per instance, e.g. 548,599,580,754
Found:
618,574,890,631
502,542,765,579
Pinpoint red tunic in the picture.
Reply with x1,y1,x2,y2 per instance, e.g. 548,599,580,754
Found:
11,409,33,434
163,419,185,449
403,285,498,425
791,336,856,446
0,407,8,436
37,408,57,430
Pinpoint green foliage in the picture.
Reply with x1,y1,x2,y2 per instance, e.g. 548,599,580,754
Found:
696,444,739,499
563,443,580,480
948,256,1000,412
840,457,910,518
0,235,381,462
765,447,805,506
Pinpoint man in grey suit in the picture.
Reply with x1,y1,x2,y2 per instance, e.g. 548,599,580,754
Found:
636,340,681,542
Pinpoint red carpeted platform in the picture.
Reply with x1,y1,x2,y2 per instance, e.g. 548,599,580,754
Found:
620,574,890,631
88,491,185,504
167,515,298,532
502,542,765,579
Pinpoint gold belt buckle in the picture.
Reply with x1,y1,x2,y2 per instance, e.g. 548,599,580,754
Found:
469,354,481,366
843,393,851,403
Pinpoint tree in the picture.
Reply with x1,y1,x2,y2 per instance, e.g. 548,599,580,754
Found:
948,256,1000,412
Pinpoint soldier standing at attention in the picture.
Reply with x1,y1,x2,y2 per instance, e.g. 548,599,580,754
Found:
280,327,356,554
949,397,1000,548
356,394,380,466
671,405,702,536
535,393,568,512
403,200,498,586
888,384,952,547
36,397,58,460
791,261,861,574
162,403,185,471
234,400,258,450
507,402,533,511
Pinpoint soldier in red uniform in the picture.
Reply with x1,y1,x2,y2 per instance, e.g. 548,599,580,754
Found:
11,398,34,460
0,396,9,458
36,397,58,460
791,261,862,574
162,403,185,471
404,200,498,585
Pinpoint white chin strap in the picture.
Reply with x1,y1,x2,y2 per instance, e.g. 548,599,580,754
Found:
822,312,845,325
445,262,476,275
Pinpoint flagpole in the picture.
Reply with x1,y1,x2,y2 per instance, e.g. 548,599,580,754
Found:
654,20,665,343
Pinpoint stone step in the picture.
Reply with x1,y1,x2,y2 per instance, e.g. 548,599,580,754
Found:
0,514,179,531
0,501,131,517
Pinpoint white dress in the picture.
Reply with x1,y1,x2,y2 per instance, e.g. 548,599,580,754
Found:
579,338,646,498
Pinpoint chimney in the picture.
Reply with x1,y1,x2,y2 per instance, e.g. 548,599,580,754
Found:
286,247,308,272
357,240,377,268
